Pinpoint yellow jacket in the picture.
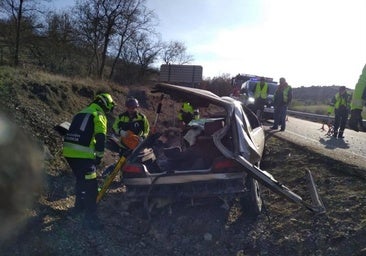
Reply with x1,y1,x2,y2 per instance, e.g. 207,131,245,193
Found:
351,64,366,110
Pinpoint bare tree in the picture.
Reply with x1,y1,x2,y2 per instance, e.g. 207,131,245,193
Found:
73,0,105,76
160,40,193,65
128,32,160,78
97,0,125,78
207,74,232,96
0,0,45,66
73,0,156,79
39,11,85,74
108,0,157,79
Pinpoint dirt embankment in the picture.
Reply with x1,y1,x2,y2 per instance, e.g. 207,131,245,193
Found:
0,69,365,256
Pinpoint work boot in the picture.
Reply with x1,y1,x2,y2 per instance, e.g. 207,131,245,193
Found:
69,191,85,219
82,180,103,230
338,131,344,139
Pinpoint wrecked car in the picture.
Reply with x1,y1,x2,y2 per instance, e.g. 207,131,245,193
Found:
100,83,325,218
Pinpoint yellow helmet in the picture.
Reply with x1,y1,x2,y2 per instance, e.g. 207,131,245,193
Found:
95,93,115,112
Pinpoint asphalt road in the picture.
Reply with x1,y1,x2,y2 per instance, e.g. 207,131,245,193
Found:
263,116,366,171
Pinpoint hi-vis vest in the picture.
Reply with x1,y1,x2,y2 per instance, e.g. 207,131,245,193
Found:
283,86,291,103
63,103,107,159
274,85,291,105
328,92,351,113
112,111,150,138
178,102,199,124
254,82,268,99
179,102,194,117
351,64,366,111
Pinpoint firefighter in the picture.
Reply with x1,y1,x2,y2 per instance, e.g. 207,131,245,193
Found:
63,93,115,230
177,102,200,148
349,64,366,132
253,77,268,121
178,102,199,126
112,97,150,153
328,86,351,139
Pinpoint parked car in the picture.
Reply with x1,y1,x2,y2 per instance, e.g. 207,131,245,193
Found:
111,83,325,218
240,78,278,120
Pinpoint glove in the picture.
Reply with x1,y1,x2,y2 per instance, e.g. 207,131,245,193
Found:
119,130,128,137
349,109,362,132
95,157,102,166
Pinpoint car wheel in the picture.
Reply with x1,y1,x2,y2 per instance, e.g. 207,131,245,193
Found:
241,177,262,219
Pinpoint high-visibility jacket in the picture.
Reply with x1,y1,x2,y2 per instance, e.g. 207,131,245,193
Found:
63,103,107,159
254,82,268,99
274,85,292,106
178,102,199,124
351,64,366,111
112,111,150,138
178,102,194,117
328,91,351,114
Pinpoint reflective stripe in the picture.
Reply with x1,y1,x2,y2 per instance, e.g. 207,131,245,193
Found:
63,142,95,154
80,113,91,131
85,172,97,180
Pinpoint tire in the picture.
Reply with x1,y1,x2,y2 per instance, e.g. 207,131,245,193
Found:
241,177,262,219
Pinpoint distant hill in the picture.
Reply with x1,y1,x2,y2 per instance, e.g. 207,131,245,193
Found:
292,85,353,104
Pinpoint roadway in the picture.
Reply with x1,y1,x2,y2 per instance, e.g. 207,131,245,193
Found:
263,116,366,171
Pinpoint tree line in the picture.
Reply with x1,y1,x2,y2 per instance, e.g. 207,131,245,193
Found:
0,0,194,84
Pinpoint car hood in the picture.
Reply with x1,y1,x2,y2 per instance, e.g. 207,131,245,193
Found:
152,83,263,163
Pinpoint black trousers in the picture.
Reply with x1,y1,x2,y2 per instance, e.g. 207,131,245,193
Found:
333,107,348,133
65,158,98,215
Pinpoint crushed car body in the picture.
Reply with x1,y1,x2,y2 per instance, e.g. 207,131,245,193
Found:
118,83,325,216
55,83,326,217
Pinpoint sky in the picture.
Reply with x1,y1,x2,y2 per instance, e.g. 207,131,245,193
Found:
50,0,366,88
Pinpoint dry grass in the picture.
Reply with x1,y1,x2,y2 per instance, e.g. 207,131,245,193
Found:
291,104,329,115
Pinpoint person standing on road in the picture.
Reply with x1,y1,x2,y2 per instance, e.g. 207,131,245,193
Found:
63,93,115,230
112,97,150,154
252,77,268,121
328,86,351,139
271,77,292,131
349,64,366,132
